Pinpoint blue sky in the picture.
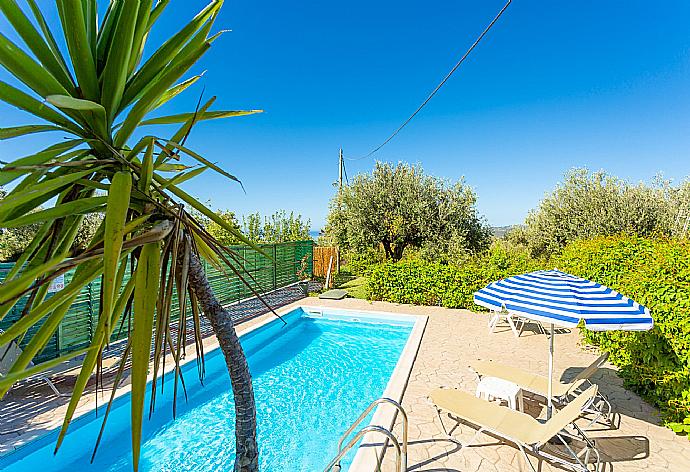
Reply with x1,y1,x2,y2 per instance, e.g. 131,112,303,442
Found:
1,0,689,229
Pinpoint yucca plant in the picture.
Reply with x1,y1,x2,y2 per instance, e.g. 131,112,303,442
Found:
0,1,266,470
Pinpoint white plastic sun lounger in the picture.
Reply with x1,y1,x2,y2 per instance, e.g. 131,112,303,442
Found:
1,333,61,396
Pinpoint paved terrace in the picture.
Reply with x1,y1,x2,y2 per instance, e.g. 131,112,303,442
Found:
2,294,690,471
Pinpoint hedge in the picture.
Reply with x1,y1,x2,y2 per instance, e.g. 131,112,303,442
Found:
367,235,690,432
367,240,543,309
555,236,690,431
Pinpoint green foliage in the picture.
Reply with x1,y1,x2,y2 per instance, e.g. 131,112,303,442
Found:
326,162,491,261
200,209,311,245
204,209,241,246
0,188,102,261
521,169,690,257
368,240,544,309
343,247,385,276
555,235,690,429
242,210,311,243
0,1,265,468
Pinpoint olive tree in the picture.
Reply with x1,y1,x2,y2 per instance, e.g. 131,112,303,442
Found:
327,162,491,261
0,1,266,471
520,168,690,256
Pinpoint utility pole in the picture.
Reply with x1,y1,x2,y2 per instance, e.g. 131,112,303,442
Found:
338,148,343,192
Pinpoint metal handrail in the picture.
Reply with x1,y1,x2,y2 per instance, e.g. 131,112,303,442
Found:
330,397,408,471
323,425,402,472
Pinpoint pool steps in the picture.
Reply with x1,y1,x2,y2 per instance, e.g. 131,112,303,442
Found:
324,397,408,472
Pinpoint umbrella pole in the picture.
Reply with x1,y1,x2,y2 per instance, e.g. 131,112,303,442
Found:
547,323,554,419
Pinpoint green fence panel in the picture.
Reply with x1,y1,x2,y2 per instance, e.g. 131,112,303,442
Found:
0,240,313,361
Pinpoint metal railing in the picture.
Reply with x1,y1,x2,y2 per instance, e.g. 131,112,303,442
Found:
324,397,408,472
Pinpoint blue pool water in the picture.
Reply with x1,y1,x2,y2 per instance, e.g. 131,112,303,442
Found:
2,307,414,471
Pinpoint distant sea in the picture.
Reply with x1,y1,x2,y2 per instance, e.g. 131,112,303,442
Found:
309,230,320,239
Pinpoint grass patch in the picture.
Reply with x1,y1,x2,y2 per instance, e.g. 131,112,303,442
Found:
335,272,368,299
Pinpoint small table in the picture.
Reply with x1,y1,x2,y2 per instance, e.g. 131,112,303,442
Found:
476,376,524,412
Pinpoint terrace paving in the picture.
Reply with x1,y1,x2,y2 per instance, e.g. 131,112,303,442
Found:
2,293,689,472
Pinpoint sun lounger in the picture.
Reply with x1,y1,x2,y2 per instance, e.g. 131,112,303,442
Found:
487,309,546,337
471,352,612,426
430,385,601,472
1,332,62,396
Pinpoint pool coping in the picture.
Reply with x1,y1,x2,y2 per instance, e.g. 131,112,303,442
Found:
1,303,427,472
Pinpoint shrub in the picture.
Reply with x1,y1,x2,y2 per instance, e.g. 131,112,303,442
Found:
556,235,690,429
343,248,385,277
368,241,543,309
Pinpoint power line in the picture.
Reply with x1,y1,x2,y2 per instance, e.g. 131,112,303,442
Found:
345,0,512,162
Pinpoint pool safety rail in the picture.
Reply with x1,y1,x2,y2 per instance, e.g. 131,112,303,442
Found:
0,240,313,362
325,397,408,472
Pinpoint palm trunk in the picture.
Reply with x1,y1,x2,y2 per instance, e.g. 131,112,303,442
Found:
186,251,259,472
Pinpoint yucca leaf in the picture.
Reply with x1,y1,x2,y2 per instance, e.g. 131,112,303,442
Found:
46,95,104,113
1,196,107,229
0,124,66,140
102,171,132,335
139,140,154,193
125,135,155,161
141,110,262,126
46,95,107,137
56,0,99,101
0,260,103,338
0,168,97,222
0,0,76,92
153,73,204,109
5,149,89,191
154,163,193,172
0,32,69,98
128,0,153,73
159,178,253,247
50,252,130,453
121,0,220,110
158,97,216,163
25,0,74,82
0,81,79,133
147,0,171,30
192,230,222,271
0,254,66,308
163,140,241,184
160,166,207,189
95,0,123,68
115,41,211,147
101,0,139,120
131,242,160,471
0,139,82,184
0,347,94,393
83,0,97,54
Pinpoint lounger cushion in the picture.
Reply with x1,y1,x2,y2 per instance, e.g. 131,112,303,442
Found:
431,385,598,447
430,388,543,445
473,360,583,398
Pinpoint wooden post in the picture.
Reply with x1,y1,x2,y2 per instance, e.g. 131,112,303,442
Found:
338,148,343,191
325,255,334,289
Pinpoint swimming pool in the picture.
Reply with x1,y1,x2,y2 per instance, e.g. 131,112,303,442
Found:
1,306,425,471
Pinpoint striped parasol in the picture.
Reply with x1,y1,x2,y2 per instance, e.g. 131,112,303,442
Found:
473,269,653,417
473,269,652,331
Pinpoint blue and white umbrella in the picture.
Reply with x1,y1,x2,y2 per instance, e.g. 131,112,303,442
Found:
473,269,653,416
